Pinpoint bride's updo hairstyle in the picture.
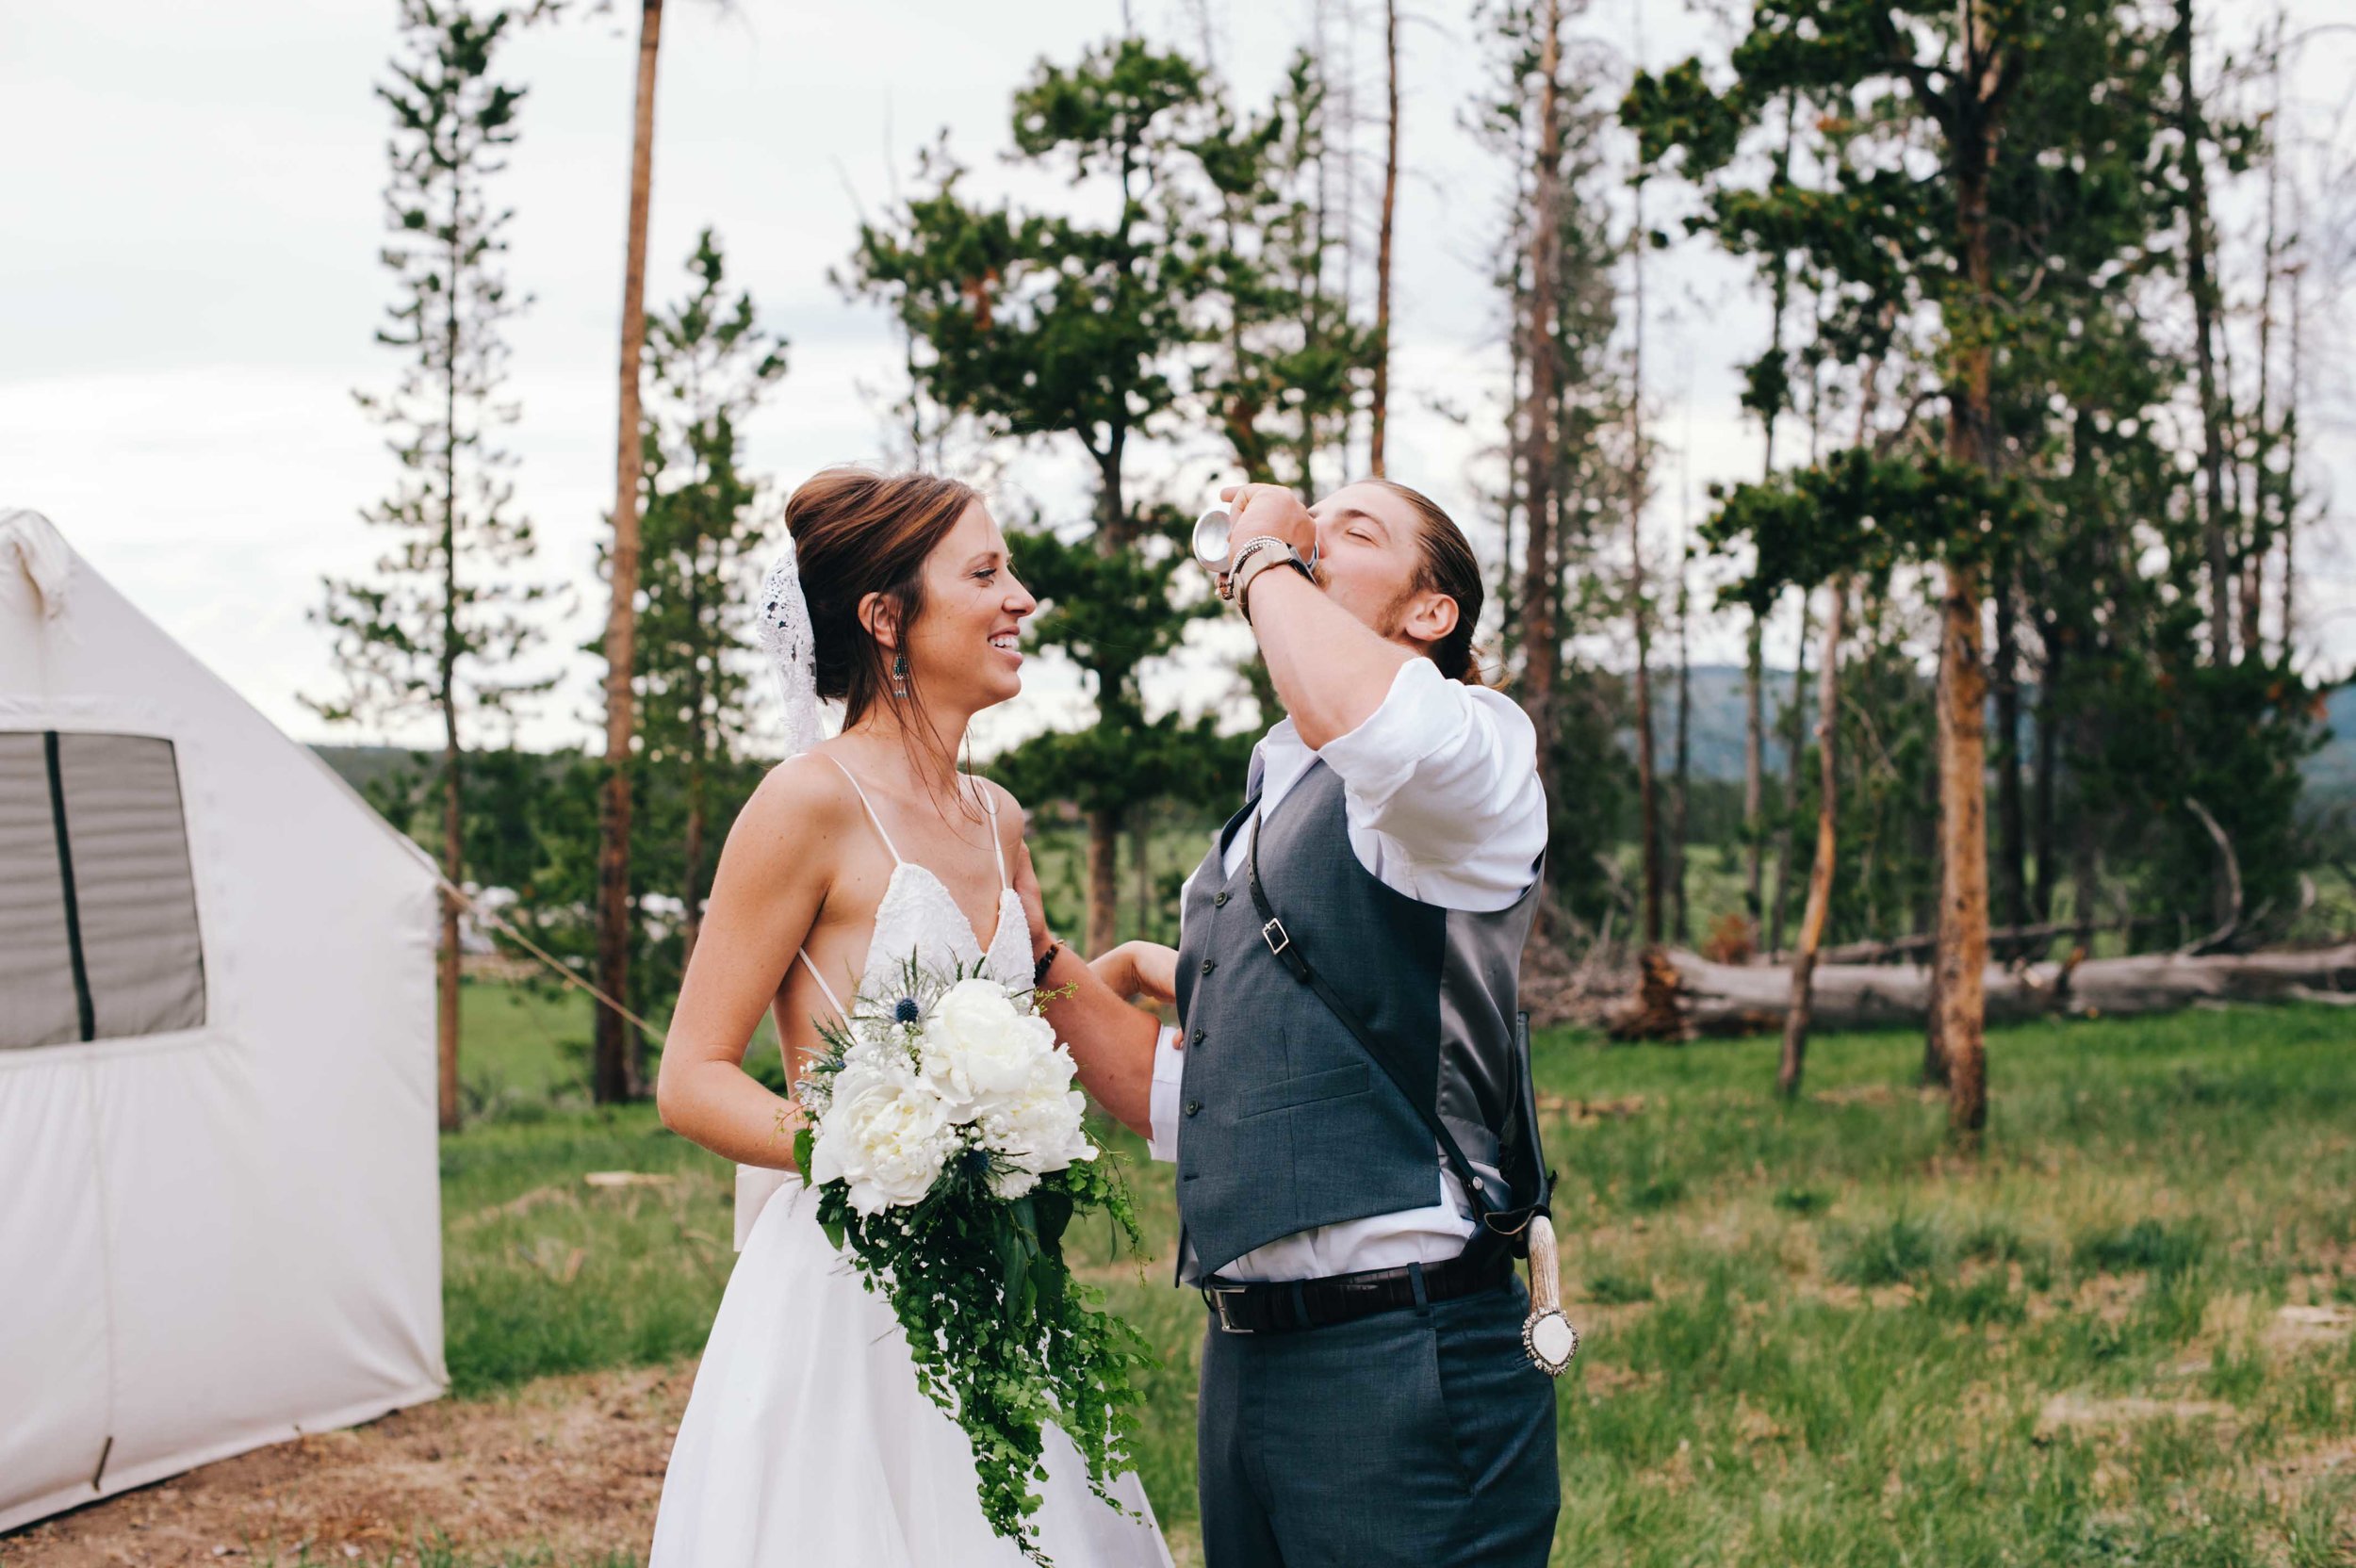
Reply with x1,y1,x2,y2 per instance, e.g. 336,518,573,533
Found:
785,466,982,728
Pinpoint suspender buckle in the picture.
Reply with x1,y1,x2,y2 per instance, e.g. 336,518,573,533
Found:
1204,1284,1255,1334
1260,918,1291,958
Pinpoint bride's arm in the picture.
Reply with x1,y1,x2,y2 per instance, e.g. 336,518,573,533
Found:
655,760,853,1169
988,786,1161,1139
1035,944,1162,1139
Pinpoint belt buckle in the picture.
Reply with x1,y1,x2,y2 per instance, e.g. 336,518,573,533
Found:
1205,1284,1254,1334
1260,919,1290,958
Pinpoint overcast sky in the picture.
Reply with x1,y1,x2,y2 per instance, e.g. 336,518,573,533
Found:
4,0,2348,756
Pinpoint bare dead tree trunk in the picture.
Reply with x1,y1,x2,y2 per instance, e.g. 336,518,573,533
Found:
1993,563,2027,950
1743,616,1766,934
2032,633,2062,924
594,0,664,1104
1778,576,1846,1097
1743,94,1795,947
1671,540,1692,946
2174,0,2235,667
2245,41,2282,665
437,207,466,1136
439,719,462,1134
1518,0,1564,783
1630,172,1661,948
2280,201,2302,648
1370,0,1399,477
1087,434,1134,956
1499,294,1526,650
1768,596,1809,956
680,531,709,967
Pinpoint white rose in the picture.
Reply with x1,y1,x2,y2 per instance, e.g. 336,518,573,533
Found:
810,1053,952,1216
923,978,1057,1119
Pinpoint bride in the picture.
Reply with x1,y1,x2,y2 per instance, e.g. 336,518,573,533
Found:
647,467,1170,1566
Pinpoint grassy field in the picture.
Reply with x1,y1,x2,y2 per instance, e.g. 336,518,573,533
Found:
430,980,2356,1565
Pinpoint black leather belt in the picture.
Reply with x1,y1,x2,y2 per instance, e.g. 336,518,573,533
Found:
1201,1247,1513,1335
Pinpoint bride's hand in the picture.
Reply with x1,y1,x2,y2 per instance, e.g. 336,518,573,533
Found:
1090,941,1180,1007
1127,941,1179,1006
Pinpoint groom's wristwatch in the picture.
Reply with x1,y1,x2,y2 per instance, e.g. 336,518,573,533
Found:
1230,538,1314,626
1218,535,1286,603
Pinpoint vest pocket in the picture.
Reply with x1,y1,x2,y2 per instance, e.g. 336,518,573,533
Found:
1235,1061,1370,1120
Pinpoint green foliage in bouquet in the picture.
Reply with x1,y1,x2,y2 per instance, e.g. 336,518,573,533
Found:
791,958,1157,1564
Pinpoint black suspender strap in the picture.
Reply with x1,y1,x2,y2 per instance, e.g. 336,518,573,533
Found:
1246,813,1509,1226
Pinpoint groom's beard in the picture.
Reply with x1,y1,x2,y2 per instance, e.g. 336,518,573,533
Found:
1375,580,1418,641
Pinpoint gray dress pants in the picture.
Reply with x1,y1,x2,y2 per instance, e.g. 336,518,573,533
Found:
1195,1270,1560,1568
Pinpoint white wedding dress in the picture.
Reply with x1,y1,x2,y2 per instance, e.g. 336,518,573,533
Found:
649,760,1171,1568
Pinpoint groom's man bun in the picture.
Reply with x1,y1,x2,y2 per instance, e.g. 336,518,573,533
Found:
1365,478,1488,687
785,467,980,727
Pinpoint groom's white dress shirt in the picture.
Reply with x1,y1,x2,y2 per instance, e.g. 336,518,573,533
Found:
1147,656,1547,1283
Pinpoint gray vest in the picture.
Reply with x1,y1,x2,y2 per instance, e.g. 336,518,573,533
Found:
1172,760,1542,1280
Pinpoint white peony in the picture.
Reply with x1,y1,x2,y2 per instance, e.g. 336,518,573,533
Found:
921,978,1059,1119
981,1045,1097,1181
809,1048,954,1216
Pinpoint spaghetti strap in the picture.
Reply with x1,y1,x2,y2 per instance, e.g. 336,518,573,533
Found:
794,948,848,1022
819,754,903,865
973,778,1008,890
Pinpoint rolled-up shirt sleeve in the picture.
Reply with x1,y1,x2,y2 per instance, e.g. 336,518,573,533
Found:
1316,657,1547,912
1145,1024,1186,1163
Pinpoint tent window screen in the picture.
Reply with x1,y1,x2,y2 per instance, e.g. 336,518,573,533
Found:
0,731,206,1049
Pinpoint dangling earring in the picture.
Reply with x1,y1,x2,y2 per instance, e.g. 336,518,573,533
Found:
891,652,909,700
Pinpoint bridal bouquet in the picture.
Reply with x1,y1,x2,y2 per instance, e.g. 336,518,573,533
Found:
793,958,1153,1563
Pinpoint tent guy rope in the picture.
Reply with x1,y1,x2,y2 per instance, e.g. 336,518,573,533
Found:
429,872,669,1048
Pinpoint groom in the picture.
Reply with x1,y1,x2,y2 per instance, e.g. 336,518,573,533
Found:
1033,479,1559,1568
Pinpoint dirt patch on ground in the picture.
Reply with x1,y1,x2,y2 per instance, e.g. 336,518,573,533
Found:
2,1362,695,1567
2267,1302,2356,1352
2034,1392,2237,1439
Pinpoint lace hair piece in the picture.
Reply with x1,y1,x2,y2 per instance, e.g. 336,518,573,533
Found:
758,534,825,759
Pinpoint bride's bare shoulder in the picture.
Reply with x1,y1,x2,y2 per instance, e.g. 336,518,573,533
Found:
726,751,862,859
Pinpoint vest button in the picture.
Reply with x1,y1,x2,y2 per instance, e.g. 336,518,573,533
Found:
1201,958,1217,975
1190,1029,1205,1046
1213,890,1230,907
1185,1100,1203,1117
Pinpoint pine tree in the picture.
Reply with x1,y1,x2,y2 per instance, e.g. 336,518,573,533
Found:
591,0,666,1105
309,0,551,1133
630,229,788,991
1631,0,2190,1138
847,38,1225,955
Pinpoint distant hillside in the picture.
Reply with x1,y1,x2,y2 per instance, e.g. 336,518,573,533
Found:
311,743,418,799
1650,665,2352,793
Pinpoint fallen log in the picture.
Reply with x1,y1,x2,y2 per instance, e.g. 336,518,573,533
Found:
1612,942,2356,1039
1811,916,2169,967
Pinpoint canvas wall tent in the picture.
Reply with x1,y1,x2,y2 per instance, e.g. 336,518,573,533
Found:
0,509,445,1533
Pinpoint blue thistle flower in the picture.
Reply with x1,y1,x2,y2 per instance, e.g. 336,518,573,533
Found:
960,1146,993,1183
893,997,923,1025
